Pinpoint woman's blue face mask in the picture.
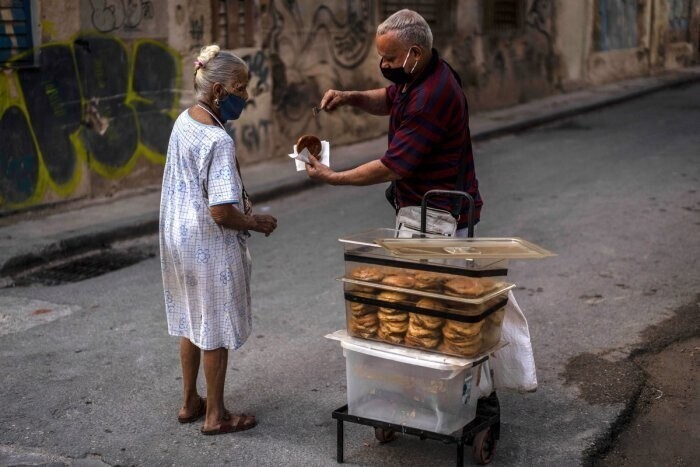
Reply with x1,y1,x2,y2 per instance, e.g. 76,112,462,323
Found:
219,91,246,121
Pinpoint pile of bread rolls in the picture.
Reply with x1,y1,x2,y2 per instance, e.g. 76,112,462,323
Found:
346,265,506,357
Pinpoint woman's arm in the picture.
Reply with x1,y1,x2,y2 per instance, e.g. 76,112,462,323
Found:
209,204,277,236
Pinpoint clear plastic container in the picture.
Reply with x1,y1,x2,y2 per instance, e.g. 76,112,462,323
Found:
342,278,509,358
335,332,483,435
340,228,513,274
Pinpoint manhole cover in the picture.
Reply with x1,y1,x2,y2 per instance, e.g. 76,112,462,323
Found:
11,250,154,286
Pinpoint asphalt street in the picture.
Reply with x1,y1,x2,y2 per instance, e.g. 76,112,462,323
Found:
0,83,699,466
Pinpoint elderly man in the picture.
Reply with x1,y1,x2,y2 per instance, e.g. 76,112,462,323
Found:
305,8,481,234
307,9,538,444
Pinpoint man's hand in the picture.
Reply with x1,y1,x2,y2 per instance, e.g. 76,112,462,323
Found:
305,155,336,184
319,88,389,116
249,214,277,237
319,89,349,112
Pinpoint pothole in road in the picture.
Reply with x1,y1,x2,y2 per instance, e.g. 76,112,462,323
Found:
562,295,700,466
6,249,155,287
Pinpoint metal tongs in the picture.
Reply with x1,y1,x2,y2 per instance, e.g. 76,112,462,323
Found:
312,106,325,117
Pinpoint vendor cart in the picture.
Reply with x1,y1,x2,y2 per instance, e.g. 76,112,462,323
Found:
328,190,554,465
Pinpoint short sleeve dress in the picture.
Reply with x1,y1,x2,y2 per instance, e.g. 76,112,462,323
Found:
159,110,252,350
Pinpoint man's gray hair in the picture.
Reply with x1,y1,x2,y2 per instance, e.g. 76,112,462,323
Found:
193,45,248,101
377,9,433,51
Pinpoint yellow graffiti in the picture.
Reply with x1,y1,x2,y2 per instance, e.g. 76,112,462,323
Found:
40,20,59,41
0,34,182,210
8,41,85,201
0,71,51,208
128,39,183,166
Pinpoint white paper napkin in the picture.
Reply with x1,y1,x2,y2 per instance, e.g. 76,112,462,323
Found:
289,140,330,172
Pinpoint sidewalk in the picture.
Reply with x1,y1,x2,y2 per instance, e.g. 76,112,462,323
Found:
1,67,698,278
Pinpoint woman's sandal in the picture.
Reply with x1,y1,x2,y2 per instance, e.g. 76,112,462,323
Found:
177,397,206,424
201,413,257,436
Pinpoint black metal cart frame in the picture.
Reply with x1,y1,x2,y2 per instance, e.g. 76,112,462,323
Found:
333,399,500,466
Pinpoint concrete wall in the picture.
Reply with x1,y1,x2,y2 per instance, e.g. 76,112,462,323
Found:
447,0,558,109
1,0,698,214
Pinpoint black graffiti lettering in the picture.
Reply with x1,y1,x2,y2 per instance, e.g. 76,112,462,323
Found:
132,41,180,156
239,119,272,152
17,44,82,186
89,0,122,33
328,1,372,69
123,0,144,29
143,1,154,20
0,107,40,204
243,51,270,94
258,119,272,137
74,35,139,168
89,0,155,33
241,124,259,151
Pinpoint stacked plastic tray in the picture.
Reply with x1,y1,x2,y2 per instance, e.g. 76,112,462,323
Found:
339,228,520,359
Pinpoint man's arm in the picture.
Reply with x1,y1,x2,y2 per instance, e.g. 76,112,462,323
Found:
305,157,400,186
320,88,389,116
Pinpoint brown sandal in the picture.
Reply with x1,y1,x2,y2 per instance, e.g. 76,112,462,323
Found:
177,397,206,424
201,413,257,436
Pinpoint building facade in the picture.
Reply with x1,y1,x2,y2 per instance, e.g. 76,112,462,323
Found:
1,0,698,213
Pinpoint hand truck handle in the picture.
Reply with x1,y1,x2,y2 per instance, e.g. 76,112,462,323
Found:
421,189,475,238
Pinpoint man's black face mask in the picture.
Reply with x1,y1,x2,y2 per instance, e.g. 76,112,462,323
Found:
380,50,417,84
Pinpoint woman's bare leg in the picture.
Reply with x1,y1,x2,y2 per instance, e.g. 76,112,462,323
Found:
178,337,203,418
202,347,228,430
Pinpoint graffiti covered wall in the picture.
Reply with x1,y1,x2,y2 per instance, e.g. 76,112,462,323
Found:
0,34,180,210
0,0,182,212
259,0,387,155
225,47,274,165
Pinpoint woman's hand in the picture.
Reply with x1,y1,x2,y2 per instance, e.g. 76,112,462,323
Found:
249,214,277,237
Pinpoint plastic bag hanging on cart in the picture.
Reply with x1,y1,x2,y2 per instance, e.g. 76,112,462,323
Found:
489,290,538,392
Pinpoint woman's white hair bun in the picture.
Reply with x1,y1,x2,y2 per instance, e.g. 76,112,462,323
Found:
194,45,221,72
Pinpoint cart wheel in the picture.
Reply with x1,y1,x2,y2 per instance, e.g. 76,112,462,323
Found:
374,427,396,444
471,427,496,465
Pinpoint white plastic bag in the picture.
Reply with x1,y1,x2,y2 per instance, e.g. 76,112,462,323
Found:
475,359,494,399
395,206,457,236
489,290,538,392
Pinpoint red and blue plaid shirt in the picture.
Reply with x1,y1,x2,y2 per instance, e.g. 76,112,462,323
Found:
381,50,482,228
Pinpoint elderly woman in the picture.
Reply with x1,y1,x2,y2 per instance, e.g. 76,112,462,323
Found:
159,45,277,435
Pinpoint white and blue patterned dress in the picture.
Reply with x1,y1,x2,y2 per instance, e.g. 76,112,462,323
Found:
159,110,252,350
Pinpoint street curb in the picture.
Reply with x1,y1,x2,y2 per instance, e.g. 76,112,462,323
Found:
0,214,158,277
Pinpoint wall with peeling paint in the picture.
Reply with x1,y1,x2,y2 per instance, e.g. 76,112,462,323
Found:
1,0,698,214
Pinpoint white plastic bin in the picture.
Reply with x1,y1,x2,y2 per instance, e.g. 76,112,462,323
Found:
337,332,482,435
